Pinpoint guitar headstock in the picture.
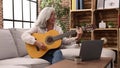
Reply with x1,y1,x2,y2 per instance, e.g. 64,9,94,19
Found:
78,24,96,32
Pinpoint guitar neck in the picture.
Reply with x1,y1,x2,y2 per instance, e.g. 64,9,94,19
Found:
52,25,95,41
53,30,76,41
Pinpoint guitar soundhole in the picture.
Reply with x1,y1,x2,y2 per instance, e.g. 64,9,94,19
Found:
35,46,40,51
46,36,54,44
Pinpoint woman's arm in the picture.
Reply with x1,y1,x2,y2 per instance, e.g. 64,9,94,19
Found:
21,26,47,50
21,26,38,45
62,28,83,44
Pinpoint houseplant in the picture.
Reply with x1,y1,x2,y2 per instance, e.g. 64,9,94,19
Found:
107,22,114,28
80,22,86,28
40,0,70,32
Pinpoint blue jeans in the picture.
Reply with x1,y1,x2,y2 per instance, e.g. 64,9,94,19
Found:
41,49,63,64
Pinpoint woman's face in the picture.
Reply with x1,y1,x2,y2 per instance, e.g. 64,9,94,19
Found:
48,11,56,24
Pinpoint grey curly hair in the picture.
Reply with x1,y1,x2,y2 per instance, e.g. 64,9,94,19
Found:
35,7,55,29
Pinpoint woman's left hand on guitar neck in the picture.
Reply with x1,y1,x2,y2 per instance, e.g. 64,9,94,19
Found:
75,27,83,41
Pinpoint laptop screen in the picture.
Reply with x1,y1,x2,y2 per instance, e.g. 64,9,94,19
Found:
79,40,103,61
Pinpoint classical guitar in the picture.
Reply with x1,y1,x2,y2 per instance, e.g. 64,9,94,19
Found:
26,24,95,58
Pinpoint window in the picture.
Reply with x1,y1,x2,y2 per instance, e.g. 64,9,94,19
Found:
3,0,38,29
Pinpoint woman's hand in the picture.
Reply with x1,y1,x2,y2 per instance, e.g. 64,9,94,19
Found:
34,41,47,50
75,27,83,40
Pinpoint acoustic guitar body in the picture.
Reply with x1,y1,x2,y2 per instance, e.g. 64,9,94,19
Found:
26,30,62,58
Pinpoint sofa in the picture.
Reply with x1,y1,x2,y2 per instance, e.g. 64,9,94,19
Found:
0,28,116,68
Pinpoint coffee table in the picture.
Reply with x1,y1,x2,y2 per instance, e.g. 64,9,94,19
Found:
46,57,113,68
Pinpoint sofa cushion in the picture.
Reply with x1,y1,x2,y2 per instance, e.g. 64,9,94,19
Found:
0,65,29,68
0,57,50,68
0,29,18,59
9,28,28,57
0,58,49,65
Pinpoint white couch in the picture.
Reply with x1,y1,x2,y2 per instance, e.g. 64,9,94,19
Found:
0,28,116,68
0,65,29,68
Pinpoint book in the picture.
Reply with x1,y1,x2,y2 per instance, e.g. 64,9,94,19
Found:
72,0,77,10
104,0,119,9
72,0,84,10
80,0,84,9
76,0,80,9
97,0,104,9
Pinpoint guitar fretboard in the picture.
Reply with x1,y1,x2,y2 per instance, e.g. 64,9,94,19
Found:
52,24,95,41
53,30,76,41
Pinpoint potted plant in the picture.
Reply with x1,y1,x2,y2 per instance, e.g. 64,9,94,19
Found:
107,22,114,28
80,23,86,28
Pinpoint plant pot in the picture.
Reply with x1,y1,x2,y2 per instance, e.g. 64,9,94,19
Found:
108,25,112,28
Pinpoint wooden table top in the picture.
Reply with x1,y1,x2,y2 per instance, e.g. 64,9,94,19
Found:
46,57,112,68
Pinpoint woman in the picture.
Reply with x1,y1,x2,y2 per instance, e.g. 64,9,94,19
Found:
21,7,83,64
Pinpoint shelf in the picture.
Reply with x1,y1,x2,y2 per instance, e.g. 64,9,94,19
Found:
70,1,119,37
94,30,118,50
95,28,118,31
70,0,119,65
70,11,92,28
94,9,119,28
70,9,92,12
95,8,119,11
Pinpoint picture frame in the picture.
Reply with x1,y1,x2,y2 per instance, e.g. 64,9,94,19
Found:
97,0,104,9
104,0,119,9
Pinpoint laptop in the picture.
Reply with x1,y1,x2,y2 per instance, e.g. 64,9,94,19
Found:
79,40,103,61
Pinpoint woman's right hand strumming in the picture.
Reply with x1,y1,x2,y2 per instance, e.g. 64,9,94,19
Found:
34,41,47,50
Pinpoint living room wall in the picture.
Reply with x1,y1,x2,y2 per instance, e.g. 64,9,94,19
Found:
0,0,69,29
